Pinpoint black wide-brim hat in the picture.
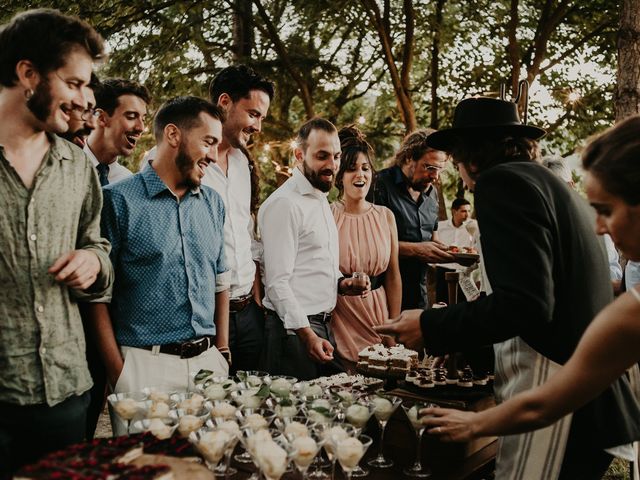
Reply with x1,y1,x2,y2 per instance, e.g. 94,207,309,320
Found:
427,97,546,152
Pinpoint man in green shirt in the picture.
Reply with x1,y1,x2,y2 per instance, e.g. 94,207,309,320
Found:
0,9,113,474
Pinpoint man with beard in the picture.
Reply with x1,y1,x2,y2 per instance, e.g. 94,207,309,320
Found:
377,97,640,479
373,129,454,309
0,9,113,473
258,118,370,380
86,78,150,186
87,96,230,435
58,73,100,148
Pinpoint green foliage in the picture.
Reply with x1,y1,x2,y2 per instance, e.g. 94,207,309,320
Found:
1,0,621,206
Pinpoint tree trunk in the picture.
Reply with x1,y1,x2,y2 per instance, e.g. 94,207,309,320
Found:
616,0,640,122
430,0,445,129
232,0,253,61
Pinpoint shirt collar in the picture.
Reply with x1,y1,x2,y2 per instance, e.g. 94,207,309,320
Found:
141,163,201,198
49,134,74,161
292,166,329,198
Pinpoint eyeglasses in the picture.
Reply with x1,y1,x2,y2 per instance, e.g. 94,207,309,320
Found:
68,104,99,121
421,164,443,173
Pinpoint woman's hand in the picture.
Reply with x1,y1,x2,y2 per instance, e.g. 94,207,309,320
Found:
420,406,481,442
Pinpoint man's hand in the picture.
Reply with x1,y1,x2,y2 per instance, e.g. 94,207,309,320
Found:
49,249,101,290
297,327,334,363
414,241,455,263
420,406,479,442
374,309,424,350
339,276,371,297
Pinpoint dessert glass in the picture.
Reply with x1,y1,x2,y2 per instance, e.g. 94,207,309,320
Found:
367,393,402,468
107,391,147,434
336,434,373,480
401,401,437,478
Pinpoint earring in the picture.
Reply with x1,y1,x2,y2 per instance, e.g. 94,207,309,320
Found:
24,89,34,100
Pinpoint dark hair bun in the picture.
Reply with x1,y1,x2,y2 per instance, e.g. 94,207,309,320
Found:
338,124,372,153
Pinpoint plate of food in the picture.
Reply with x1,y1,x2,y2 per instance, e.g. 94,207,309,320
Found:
447,246,479,265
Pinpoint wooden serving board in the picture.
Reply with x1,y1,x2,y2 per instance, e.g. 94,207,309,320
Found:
131,453,213,479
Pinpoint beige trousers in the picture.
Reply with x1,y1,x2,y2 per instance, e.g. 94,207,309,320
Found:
110,345,228,436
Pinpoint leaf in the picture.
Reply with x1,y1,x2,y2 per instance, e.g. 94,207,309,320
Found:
194,369,214,385
256,384,271,399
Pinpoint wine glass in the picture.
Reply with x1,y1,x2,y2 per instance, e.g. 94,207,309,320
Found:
236,370,270,387
313,422,357,480
336,434,373,480
234,408,276,463
107,391,146,435
291,431,325,480
130,416,179,440
197,375,238,401
267,375,298,398
253,433,297,480
206,417,241,477
341,396,376,477
401,401,437,478
367,393,402,468
266,393,302,420
189,426,235,473
172,405,211,438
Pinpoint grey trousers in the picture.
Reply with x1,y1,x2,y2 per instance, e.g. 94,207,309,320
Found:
261,310,344,380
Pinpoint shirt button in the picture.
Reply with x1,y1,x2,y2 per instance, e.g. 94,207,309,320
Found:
37,305,44,313
40,347,47,355
30,234,37,241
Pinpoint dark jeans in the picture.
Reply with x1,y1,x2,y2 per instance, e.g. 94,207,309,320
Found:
261,310,343,380
229,299,265,375
558,413,613,480
0,392,89,477
81,305,107,440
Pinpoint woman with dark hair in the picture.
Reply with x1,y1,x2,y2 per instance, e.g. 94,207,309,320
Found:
330,125,402,368
421,115,640,446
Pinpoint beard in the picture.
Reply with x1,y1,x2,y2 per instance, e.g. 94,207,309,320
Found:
175,143,202,189
60,126,91,146
27,78,54,123
303,161,334,192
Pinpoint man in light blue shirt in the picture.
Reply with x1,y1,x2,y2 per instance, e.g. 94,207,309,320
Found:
87,97,230,434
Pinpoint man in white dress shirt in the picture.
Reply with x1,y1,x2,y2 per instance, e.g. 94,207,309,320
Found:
434,197,476,302
85,78,150,186
206,65,274,372
258,118,369,380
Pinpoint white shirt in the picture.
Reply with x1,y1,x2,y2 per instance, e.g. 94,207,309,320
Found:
437,218,475,271
258,168,341,330
603,234,623,282
84,144,133,185
202,148,256,298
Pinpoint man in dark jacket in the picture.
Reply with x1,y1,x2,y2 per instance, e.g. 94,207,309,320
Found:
377,97,640,479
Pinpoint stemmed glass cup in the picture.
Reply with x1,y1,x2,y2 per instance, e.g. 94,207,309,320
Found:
336,434,373,480
401,401,437,478
367,393,402,468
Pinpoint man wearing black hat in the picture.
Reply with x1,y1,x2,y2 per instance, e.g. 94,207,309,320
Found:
377,97,640,479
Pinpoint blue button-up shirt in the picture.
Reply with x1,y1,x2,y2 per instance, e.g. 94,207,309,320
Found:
373,165,440,309
101,166,227,347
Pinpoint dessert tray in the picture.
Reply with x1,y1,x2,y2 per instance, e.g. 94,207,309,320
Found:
15,433,207,480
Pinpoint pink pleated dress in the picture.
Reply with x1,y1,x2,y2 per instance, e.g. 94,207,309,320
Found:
331,202,394,364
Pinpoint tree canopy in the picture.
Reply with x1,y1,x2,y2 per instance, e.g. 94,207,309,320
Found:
2,0,621,206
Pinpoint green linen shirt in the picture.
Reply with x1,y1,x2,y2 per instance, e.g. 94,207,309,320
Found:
0,135,114,407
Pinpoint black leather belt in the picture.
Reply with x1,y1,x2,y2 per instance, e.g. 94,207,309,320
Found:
230,294,252,313
341,272,385,290
308,312,332,323
140,336,215,359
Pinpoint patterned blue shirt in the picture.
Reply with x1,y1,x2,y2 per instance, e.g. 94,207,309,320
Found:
101,166,227,347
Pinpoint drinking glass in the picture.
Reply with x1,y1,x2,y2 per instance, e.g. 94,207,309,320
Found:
336,434,373,480
401,401,437,478
367,393,402,468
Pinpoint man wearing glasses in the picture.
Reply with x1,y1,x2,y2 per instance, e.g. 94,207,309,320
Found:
59,73,100,149
373,129,454,309
85,78,150,186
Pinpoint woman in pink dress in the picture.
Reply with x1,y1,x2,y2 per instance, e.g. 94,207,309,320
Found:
331,126,402,370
